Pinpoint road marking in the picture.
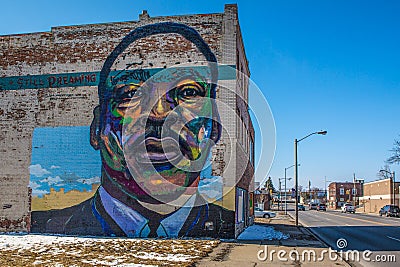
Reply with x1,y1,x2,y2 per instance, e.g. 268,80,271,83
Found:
291,210,392,227
387,236,400,242
323,212,391,226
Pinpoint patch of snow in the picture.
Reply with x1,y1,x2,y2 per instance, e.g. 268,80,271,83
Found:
134,251,194,262
82,259,121,266
237,225,289,240
116,264,157,267
0,234,88,250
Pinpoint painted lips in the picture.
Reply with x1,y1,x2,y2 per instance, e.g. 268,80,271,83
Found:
136,136,183,164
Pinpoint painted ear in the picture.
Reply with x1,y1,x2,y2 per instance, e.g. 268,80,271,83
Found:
90,105,101,150
210,118,221,144
209,101,221,144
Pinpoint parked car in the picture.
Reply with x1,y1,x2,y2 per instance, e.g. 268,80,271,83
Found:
317,203,326,211
298,204,306,211
341,203,355,213
379,205,400,217
309,203,318,210
254,207,276,218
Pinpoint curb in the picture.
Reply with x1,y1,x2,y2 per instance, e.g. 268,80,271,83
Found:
286,213,352,267
285,213,330,248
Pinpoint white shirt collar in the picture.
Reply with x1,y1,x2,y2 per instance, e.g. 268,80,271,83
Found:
98,186,197,237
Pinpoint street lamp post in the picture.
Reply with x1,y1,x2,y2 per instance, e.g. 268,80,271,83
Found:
379,169,396,205
324,176,332,206
353,173,357,207
294,130,327,226
279,179,282,210
278,178,286,210
284,164,297,214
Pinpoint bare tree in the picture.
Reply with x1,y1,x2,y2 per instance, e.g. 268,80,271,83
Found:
387,137,400,164
377,164,392,179
298,185,303,192
311,187,320,192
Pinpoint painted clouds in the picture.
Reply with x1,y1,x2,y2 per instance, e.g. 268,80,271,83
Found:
29,126,102,198
29,164,101,197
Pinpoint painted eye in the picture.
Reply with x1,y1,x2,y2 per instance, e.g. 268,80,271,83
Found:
182,87,198,97
178,84,204,100
127,90,140,98
122,88,143,100
114,84,145,109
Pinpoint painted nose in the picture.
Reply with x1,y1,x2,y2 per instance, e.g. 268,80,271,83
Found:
150,96,170,118
147,95,179,127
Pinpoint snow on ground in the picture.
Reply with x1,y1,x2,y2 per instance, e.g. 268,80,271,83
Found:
0,233,219,267
237,225,289,240
0,225,290,265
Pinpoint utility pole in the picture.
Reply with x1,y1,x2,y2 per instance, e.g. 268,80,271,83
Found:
353,173,356,207
379,169,396,205
294,138,298,226
393,171,396,206
279,179,282,210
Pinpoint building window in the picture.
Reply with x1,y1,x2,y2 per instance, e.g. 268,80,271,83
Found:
352,188,357,195
249,139,254,165
236,188,246,223
339,188,344,195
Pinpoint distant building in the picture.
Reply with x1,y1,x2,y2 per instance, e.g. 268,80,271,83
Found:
32,184,100,211
327,182,363,209
301,188,326,205
359,178,400,214
254,188,272,210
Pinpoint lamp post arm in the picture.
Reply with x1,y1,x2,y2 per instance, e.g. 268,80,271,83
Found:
298,131,328,143
298,132,317,143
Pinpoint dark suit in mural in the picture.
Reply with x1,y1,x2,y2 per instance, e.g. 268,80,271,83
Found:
32,22,234,238
31,192,233,238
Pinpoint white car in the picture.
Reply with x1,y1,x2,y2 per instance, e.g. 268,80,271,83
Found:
341,203,355,213
254,207,276,218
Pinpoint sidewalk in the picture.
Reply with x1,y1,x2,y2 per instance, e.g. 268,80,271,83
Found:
196,213,351,267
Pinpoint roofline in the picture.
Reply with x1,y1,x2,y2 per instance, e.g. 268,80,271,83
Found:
363,178,392,185
1,11,223,38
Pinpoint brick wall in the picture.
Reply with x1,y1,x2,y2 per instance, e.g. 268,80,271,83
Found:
0,4,254,237
359,179,400,213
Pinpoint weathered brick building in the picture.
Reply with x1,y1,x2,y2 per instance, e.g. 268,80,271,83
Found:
0,4,254,238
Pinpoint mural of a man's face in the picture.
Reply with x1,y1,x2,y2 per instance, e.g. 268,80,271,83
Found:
98,70,219,203
90,23,220,205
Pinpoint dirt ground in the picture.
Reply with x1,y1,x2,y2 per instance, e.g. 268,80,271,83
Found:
0,236,219,267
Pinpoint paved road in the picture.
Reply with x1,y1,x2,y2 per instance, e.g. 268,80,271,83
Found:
287,208,400,266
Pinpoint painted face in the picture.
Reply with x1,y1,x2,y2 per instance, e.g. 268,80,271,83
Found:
99,68,217,203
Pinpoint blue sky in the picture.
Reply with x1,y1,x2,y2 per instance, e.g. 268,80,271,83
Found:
29,127,101,197
1,0,399,190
